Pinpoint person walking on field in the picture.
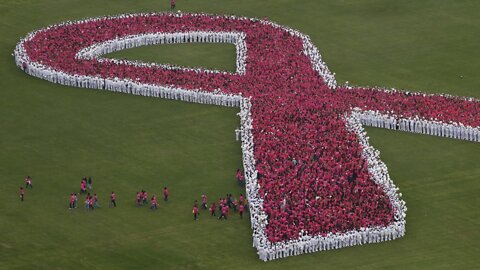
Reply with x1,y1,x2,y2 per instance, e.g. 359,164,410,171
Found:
210,202,216,216
170,0,176,12
239,203,245,219
201,194,208,210
69,193,75,209
93,193,100,208
24,176,33,189
110,191,117,208
151,195,158,210
19,187,25,201
87,176,92,190
193,205,199,221
163,186,169,201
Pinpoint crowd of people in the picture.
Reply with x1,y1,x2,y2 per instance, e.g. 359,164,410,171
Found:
14,12,479,260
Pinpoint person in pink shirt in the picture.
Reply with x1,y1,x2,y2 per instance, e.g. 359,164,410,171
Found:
84,194,91,211
201,194,207,210
93,193,99,208
236,169,244,186
142,190,148,206
88,195,94,210
210,202,216,217
151,195,158,210
239,194,244,206
193,205,199,221
80,180,86,194
219,205,229,220
24,176,32,189
163,187,169,201
73,193,78,208
19,187,25,201
239,204,245,219
69,193,75,209
233,198,238,212
136,192,142,206
110,191,116,208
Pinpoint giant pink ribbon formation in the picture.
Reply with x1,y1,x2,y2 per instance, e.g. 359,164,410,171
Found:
14,13,480,261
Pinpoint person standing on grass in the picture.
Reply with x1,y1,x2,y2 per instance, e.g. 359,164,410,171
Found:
93,194,100,208
73,193,78,208
19,187,25,201
170,0,176,12
84,194,91,211
136,191,142,206
201,194,208,210
110,191,117,208
210,202,216,216
163,186,169,201
87,176,92,190
193,204,199,221
219,204,228,220
239,194,244,206
233,198,238,212
24,176,32,189
69,193,75,209
80,179,86,194
239,203,244,219
88,195,94,210
142,190,148,206
151,195,158,210
236,169,244,185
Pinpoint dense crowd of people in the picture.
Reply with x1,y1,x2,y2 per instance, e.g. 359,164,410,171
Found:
14,12,479,260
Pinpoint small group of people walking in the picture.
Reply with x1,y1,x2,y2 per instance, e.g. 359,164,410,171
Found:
192,193,248,221
19,176,33,201
135,187,168,210
19,173,250,222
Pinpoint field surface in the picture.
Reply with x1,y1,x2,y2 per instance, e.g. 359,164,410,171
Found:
0,0,479,269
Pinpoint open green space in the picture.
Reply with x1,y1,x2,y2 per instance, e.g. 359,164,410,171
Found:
106,43,237,73
0,0,479,269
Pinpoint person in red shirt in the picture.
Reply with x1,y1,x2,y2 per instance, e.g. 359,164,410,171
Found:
19,187,25,201
163,187,169,201
110,192,116,208
193,205,199,221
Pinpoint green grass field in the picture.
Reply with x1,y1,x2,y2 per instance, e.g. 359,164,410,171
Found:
1,0,479,269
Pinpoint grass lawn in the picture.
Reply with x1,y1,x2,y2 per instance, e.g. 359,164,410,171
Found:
0,0,479,269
